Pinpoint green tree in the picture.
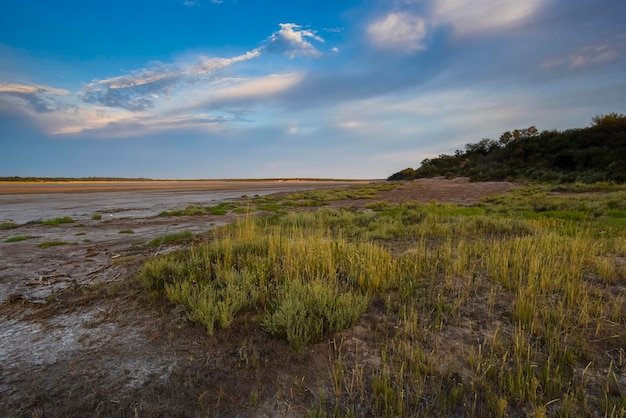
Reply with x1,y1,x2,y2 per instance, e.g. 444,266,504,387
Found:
591,112,626,126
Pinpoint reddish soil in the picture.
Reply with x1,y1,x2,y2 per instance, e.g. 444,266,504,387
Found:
0,178,519,417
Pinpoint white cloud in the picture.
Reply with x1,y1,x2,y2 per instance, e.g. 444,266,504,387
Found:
268,23,324,58
33,72,303,136
75,23,322,113
368,12,427,52
79,49,261,111
432,0,543,36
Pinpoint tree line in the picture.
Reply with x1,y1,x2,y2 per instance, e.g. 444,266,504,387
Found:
388,113,626,183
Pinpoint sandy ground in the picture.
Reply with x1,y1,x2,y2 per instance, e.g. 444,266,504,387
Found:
0,178,519,417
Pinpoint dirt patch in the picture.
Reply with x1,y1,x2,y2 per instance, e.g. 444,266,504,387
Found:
342,177,519,207
0,178,519,417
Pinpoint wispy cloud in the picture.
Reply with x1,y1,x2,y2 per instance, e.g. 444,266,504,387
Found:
77,22,325,112
59,113,233,137
431,0,544,36
183,0,225,6
368,12,428,52
542,36,625,72
78,49,261,111
0,83,69,113
203,73,303,106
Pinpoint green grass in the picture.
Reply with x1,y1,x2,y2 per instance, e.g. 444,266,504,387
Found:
209,202,237,215
158,202,238,217
38,240,75,248
146,230,194,248
91,213,102,220
118,229,135,234
0,221,20,230
4,235,30,242
155,183,400,218
137,183,626,416
41,216,75,226
158,205,208,217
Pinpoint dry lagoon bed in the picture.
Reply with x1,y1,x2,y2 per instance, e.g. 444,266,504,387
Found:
0,178,519,417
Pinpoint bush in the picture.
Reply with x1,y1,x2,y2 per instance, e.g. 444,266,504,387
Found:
262,280,368,351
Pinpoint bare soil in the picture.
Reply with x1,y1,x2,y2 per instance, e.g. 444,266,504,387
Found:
0,178,519,417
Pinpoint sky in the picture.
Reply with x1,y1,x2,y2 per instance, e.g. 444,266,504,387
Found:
1,0,625,179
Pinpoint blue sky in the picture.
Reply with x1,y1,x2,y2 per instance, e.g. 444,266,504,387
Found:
1,0,625,179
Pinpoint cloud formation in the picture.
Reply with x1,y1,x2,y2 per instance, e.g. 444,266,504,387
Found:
266,23,324,58
542,36,625,72
431,0,544,36
77,22,325,112
368,12,427,52
0,83,69,113
78,50,261,111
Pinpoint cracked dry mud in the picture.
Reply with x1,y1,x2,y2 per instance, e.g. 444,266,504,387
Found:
0,178,518,417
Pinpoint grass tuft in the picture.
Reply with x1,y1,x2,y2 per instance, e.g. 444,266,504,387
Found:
4,235,31,242
146,230,194,248
41,216,75,226
38,240,75,248
0,221,21,230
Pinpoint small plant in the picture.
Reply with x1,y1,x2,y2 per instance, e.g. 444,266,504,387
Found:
119,229,135,234
262,280,368,352
91,213,102,220
41,216,75,226
4,235,30,243
248,389,259,407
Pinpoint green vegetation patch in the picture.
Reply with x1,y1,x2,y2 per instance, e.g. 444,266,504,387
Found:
0,221,20,230
38,240,75,248
158,202,238,217
4,235,31,243
91,213,102,220
146,230,194,248
138,218,393,350
257,202,284,212
41,216,75,226
158,205,208,217
209,202,238,215
118,229,135,234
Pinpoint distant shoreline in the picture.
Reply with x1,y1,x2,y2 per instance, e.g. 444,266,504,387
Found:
0,179,377,195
